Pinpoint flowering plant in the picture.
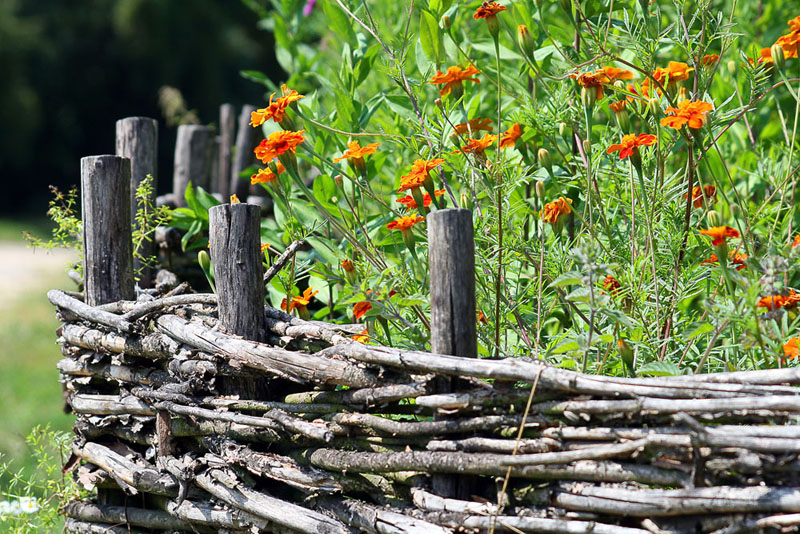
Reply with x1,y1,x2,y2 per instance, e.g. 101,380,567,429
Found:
230,0,800,375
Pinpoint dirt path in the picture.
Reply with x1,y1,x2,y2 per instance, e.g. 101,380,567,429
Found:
0,242,77,306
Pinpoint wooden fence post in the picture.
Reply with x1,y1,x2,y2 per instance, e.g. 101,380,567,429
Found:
209,203,266,341
172,124,214,207
427,208,477,499
116,117,158,288
231,105,259,202
81,156,135,306
217,103,236,200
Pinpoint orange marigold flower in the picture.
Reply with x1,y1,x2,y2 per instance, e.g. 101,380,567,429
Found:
281,287,318,313
333,141,381,163
251,162,286,184
477,309,488,324
387,213,425,231
789,16,800,33
260,243,271,252
784,336,800,360
701,54,720,66
456,133,498,157
700,225,740,246
606,133,657,160
541,197,573,224
353,300,372,320
653,61,694,83
609,99,627,113
250,86,305,127
397,190,445,210
683,185,717,208
429,65,481,97
571,71,605,101
352,328,369,344
398,158,444,193
453,118,494,135
776,31,800,59
341,259,355,272
254,130,306,163
474,1,507,19
792,234,800,248
595,66,634,83
750,47,774,67
660,100,713,130
603,275,621,294
499,123,522,149
701,250,748,271
758,290,800,311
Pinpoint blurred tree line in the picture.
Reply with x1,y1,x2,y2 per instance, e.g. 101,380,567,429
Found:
0,0,281,216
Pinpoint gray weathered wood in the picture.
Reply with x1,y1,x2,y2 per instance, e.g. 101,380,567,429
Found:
217,103,236,199
81,155,135,306
172,124,214,206
231,105,259,202
428,208,477,359
116,117,158,287
428,208,476,498
209,204,266,342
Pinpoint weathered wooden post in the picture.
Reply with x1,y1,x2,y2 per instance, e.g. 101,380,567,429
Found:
116,117,158,288
172,124,214,206
81,156,136,306
80,155,135,503
209,203,267,398
217,103,236,200
231,105,259,202
427,208,477,499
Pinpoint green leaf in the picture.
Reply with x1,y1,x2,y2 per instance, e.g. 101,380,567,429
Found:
184,182,208,222
240,70,278,92
195,186,221,212
550,271,583,287
419,9,443,64
181,219,203,252
322,0,355,44
686,322,715,340
307,236,340,265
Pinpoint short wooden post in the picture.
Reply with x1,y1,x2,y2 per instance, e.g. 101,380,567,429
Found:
81,156,135,306
116,117,158,288
217,103,236,199
209,203,266,341
231,105,259,202
427,208,477,499
172,124,214,206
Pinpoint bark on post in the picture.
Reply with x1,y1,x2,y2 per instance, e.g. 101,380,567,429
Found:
231,105,259,202
116,117,158,288
172,124,214,207
81,156,136,306
209,203,266,342
427,208,477,499
217,103,236,200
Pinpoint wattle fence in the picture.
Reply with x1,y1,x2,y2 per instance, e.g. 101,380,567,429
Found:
51,115,800,534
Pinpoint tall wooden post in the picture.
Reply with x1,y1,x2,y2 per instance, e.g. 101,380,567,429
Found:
209,203,267,399
209,203,266,341
231,105,259,202
81,156,135,306
172,124,214,206
427,208,477,499
217,103,236,200
81,155,134,505
116,117,158,288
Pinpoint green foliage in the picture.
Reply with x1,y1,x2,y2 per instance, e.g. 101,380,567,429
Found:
0,427,84,533
132,174,172,280
22,186,82,274
185,0,800,374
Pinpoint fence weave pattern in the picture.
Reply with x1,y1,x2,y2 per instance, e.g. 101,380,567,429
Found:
50,287,800,534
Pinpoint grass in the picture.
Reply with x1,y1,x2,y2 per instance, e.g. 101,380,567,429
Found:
0,220,75,485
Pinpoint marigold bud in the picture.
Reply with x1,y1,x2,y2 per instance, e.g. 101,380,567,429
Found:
517,25,535,62
535,180,546,199
582,139,591,156
559,122,569,138
198,250,211,272
771,44,786,70
727,60,736,75
537,148,553,173
581,86,596,109
434,98,443,109
647,98,660,118
459,192,472,209
441,14,451,31
706,210,721,227
613,80,626,91
341,259,358,285
334,174,344,186
617,339,635,376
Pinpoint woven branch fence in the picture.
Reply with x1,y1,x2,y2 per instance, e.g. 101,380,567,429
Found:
52,118,800,534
